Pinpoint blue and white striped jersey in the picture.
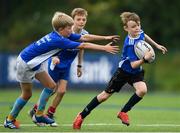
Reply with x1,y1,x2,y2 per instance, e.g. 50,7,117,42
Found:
119,30,145,74
20,31,81,70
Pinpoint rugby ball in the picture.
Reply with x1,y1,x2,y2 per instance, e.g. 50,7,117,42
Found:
134,40,155,63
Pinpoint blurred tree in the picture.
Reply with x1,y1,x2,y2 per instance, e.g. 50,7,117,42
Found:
0,0,179,91
0,0,180,52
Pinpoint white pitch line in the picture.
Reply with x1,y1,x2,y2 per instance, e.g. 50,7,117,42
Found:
137,124,180,127
1,123,180,127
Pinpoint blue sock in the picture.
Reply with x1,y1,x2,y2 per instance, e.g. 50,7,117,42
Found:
37,88,53,112
9,97,27,119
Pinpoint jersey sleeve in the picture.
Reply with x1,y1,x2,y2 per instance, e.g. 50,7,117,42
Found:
68,33,81,41
127,46,139,62
58,38,81,49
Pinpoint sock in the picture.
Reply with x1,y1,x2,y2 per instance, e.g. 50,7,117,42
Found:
36,88,53,116
33,104,38,112
80,96,100,119
121,93,142,113
8,97,27,121
47,106,56,116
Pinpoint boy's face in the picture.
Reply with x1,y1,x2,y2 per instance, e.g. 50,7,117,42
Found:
124,20,141,37
73,15,87,30
60,25,73,37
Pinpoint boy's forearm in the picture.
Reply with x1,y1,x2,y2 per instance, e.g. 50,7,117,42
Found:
145,34,158,47
131,59,144,69
77,50,84,65
81,34,106,42
78,42,105,51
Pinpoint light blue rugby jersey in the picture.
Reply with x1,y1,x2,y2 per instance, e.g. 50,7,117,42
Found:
54,29,89,69
20,31,81,70
119,30,145,74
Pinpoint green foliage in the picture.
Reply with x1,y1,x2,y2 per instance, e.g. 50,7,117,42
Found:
0,0,180,51
144,50,180,91
0,0,179,90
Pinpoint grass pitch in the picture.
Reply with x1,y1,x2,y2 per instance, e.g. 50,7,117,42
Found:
0,89,180,132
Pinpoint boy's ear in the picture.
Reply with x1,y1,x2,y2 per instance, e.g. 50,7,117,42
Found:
58,27,63,32
123,25,128,32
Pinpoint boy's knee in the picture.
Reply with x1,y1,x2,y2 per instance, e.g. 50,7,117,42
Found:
57,89,66,95
98,92,110,102
138,88,147,97
100,96,108,102
142,88,147,95
49,82,57,90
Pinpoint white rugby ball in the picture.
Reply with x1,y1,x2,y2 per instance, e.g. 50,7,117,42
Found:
134,40,155,63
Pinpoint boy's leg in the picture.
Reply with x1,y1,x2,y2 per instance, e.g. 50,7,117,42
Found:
117,93,142,126
36,88,54,116
47,80,67,119
32,71,56,125
121,93,142,113
46,80,67,127
73,91,112,129
73,68,125,129
5,83,32,129
5,97,27,129
118,81,147,126
32,88,55,125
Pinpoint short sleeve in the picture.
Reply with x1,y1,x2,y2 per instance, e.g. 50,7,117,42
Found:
68,33,81,41
52,37,81,49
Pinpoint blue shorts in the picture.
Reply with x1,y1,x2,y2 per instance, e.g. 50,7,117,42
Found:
48,66,70,83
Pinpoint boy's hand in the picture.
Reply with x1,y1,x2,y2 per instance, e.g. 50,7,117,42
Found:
156,44,168,54
105,35,120,41
77,67,82,77
104,42,119,54
52,56,60,65
144,51,153,61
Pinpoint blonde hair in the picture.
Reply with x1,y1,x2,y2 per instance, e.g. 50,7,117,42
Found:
71,8,88,19
52,12,74,31
120,12,140,26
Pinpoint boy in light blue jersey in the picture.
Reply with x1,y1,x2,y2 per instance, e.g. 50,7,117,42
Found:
73,12,167,129
4,11,119,129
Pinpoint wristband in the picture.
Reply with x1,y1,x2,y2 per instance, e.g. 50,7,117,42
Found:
77,65,82,68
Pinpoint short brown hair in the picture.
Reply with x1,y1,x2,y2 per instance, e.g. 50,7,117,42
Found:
52,12,74,31
71,8,88,19
120,12,140,26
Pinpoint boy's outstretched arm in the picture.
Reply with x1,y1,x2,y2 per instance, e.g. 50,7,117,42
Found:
77,42,119,54
79,34,120,42
144,34,168,54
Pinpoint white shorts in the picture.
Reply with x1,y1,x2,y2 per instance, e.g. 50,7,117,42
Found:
16,56,45,83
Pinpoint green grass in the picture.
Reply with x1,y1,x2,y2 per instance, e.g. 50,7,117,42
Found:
0,89,180,132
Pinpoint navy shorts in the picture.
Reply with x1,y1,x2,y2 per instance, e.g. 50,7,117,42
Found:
48,66,70,83
105,68,145,94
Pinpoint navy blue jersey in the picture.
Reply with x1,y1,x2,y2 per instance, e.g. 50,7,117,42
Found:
20,31,81,69
119,30,145,74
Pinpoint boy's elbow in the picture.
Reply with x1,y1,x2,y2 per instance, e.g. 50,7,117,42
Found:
131,64,136,69
130,62,137,69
